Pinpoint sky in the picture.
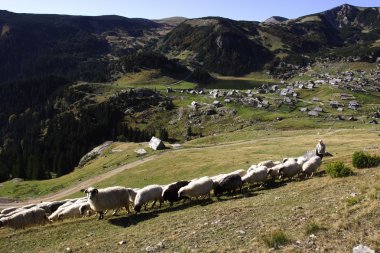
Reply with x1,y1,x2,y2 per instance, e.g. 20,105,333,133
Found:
0,0,378,21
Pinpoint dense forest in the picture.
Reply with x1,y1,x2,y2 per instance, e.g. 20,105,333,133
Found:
0,79,172,181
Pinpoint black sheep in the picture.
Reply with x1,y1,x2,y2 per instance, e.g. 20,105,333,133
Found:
162,181,190,206
214,174,243,197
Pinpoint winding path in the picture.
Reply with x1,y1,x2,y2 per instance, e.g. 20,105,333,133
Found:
0,153,165,209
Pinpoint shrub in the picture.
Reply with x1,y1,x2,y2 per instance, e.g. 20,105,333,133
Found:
305,222,327,235
325,162,353,178
263,230,290,249
352,151,380,169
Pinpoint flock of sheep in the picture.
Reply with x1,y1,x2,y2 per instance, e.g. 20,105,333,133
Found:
0,140,327,230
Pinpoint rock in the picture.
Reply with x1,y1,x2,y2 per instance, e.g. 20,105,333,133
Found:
119,240,126,245
145,246,155,252
149,137,165,150
135,148,147,156
309,234,317,239
156,241,165,249
236,230,246,235
352,244,375,253
78,141,113,167
65,248,72,253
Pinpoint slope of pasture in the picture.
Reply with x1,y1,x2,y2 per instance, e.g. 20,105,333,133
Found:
1,129,379,252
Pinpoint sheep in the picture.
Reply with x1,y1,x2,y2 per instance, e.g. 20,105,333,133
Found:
134,185,164,213
214,174,243,197
258,160,281,168
45,200,68,214
279,158,301,181
267,164,284,180
49,202,91,221
242,165,268,187
178,176,213,200
84,186,131,220
0,207,19,215
0,207,49,229
211,169,247,186
247,164,258,173
229,169,246,177
162,181,190,206
302,156,322,178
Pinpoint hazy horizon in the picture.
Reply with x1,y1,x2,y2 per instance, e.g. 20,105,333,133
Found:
0,0,378,21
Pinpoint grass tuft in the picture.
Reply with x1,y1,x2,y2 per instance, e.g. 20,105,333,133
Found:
325,162,354,178
305,222,327,235
263,230,290,249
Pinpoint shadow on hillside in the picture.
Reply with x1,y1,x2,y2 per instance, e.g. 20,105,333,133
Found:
108,180,295,228
108,198,215,228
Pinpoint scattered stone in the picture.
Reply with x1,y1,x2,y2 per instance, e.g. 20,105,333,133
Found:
135,149,147,156
119,240,126,245
309,234,317,240
293,206,303,211
146,246,155,252
65,248,72,253
236,230,246,235
352,244,375,253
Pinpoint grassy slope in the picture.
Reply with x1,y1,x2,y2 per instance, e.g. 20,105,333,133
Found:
1,129,380,252
0,142,155,199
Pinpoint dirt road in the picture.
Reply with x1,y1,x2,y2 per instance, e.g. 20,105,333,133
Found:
0,153,164,210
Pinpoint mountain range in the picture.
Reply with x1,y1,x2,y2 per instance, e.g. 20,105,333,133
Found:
0,4,379,81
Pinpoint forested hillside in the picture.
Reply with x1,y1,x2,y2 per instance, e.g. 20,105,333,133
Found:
0,4,379,182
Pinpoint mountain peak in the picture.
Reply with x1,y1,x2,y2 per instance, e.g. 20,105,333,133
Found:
262,16,288,24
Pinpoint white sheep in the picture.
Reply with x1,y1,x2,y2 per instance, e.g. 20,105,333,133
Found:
267,163,283,179
134,185,163,213
247,164,258,173
0,207,19,215
258,160,281,168
0,207,49,229
302,156,322,178
279,158,301,180
178,176,213,200
48,202,90,221
84,186,131,219
242,165,268,187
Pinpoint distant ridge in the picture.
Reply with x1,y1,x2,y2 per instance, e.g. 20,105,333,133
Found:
154,16,188,26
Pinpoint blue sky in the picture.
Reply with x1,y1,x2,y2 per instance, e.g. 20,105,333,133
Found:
0,0,378,21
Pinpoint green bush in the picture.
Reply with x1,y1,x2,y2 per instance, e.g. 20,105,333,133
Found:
325,162,353,178
352,151,380,169
263,230,290,249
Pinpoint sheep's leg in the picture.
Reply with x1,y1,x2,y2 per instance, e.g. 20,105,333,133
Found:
170,201,173,207
98,211,104,220
159,199,162,208
125,206,130,214
144,203,147,211
151,200,157,208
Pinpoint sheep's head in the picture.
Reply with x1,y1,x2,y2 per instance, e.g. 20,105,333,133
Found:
84,187,98,200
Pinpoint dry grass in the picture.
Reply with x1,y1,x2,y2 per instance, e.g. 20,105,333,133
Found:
1,129,380,252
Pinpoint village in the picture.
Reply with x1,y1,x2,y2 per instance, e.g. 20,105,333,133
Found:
164,63,380,125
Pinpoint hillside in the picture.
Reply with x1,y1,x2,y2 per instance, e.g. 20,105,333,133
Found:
0,4,379,184
0,129,379,252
